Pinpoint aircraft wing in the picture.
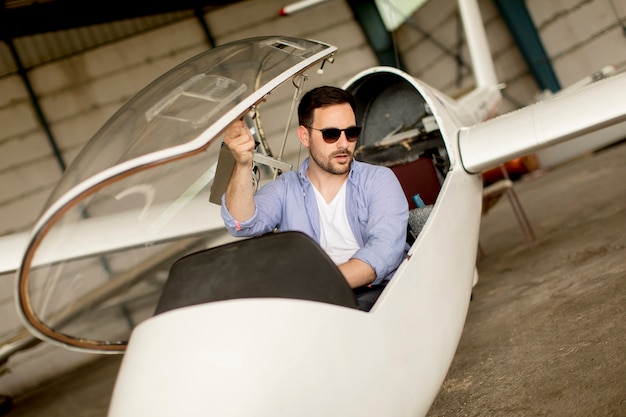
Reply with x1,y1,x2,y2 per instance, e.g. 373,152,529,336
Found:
280,0,430,31
0,232,28,275
0,199,226,276
459,70,626,173
374,0,430,31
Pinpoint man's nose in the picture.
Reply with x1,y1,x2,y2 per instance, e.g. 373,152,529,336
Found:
335,131,349,146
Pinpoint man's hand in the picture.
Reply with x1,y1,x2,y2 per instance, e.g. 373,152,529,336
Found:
223,120,256,167
223,120,257,222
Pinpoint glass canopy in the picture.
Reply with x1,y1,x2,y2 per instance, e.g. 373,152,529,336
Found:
16,36,336,353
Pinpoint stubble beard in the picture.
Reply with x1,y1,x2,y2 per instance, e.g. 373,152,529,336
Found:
310,147,353,175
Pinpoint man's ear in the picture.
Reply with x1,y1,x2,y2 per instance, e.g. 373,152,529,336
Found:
297,125,310,148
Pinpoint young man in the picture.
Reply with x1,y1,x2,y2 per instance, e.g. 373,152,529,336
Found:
220,86,408,310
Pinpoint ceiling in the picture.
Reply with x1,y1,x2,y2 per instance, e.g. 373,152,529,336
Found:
0,0,240,39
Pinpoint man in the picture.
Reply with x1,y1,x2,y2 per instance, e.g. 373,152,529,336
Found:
220,86,408,310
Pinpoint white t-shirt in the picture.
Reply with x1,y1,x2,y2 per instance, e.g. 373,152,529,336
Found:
312,182,359,264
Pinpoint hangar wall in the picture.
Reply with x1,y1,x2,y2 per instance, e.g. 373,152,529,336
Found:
0,0,624,397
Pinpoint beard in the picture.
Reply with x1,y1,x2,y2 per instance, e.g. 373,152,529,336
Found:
309,146,353,175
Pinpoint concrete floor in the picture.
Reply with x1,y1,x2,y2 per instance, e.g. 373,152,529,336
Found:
2,140,625,416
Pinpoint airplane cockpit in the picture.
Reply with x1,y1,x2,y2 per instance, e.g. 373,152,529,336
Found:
345,69,449,244
348,71,449,206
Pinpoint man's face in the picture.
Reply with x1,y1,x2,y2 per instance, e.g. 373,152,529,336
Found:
303,103,358,175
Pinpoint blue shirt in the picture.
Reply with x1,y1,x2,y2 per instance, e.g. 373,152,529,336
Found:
221,158,409,284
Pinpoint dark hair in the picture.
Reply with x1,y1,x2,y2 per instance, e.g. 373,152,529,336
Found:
297,86,356,127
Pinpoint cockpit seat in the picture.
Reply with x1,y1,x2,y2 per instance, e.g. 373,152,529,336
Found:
407,204,433,245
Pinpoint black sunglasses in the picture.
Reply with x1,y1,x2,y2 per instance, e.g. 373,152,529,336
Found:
306,125,362,143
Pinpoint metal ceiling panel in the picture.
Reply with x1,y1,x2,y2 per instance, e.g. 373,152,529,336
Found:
0,12,193,76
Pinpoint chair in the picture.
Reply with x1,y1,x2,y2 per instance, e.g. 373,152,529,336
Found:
482,165,535,249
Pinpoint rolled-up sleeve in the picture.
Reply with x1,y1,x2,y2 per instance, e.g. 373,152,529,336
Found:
220,179,282,237
220,197,258,237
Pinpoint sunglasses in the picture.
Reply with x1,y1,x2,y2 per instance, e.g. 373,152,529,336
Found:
306,125,362,143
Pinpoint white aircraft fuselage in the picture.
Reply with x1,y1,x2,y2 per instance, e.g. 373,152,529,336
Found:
2,0,625,415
